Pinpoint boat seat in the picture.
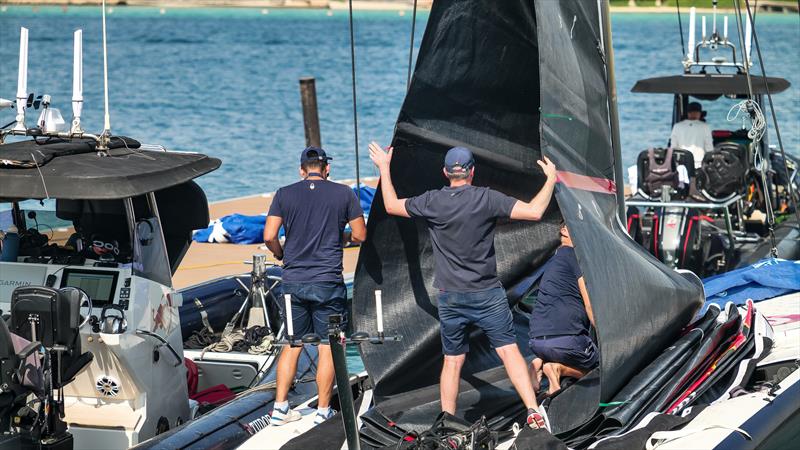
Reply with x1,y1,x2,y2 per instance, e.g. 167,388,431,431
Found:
697,142,749,201
636,147,695,199
9,286,93,389
0,316,46,432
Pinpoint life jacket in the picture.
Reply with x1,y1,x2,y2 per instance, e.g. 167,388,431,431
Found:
644,147,679,197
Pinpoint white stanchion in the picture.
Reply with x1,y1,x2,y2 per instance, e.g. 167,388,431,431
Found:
284,294,294,337
375,290,383,334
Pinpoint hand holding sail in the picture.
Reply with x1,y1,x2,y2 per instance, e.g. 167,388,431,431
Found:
369,141,410,217
509,156,558,221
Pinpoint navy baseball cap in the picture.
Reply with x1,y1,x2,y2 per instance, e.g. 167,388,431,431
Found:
687,102,703,113
300,146,333,164
444,146,475,174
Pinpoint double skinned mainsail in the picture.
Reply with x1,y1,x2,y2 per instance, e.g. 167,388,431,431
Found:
352,0,703,435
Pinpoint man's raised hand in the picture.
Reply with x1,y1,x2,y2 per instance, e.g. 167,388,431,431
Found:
537,156,557,181
369,141,393,171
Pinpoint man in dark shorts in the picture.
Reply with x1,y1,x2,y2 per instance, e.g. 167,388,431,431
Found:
264,146,367,426
529,222,597,396
368,141,557,429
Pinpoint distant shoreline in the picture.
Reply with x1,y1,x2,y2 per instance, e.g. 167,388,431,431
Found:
0,1,797,14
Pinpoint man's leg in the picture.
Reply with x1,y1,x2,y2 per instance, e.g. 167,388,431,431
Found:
495,344,539,411
316,344,334,409
275,346,304,403
310,281,348,424
440,354,466,414
531,358,543,393
543,362,588,395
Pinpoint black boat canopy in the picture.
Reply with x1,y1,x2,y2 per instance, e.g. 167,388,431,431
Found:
0,138,221,201
631,73,790,97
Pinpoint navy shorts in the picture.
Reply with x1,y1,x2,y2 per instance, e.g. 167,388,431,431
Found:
281,281,347,342
529,334,599,371
437,287,516,356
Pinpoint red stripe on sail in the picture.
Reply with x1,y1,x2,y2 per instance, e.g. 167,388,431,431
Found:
556,171,617,194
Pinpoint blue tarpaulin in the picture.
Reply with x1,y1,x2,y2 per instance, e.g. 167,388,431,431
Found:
192,184,376,244
703,258,800,309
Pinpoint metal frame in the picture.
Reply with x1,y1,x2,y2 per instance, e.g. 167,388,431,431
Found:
627,194,742,243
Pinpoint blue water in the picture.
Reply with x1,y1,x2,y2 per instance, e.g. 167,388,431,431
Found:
1,7,798,199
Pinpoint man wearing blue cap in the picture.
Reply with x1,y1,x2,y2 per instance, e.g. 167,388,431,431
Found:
368,141,557,429
264,146,367,426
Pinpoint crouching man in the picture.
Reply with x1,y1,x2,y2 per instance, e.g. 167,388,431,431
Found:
529,222,598,395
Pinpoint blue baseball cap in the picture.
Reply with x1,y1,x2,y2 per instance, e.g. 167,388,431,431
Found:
444,146,475,174
300,146,333,164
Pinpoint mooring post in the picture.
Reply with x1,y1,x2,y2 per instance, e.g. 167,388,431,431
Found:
328,314,360,450
299,77,322,148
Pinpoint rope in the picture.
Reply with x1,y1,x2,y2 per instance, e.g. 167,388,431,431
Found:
744,0,800,229
200,329,245,358
347,0,362,200
406,0,418,89
676,0,686,60
732,0,778,257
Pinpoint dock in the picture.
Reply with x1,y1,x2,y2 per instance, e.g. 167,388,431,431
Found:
172,177,378,289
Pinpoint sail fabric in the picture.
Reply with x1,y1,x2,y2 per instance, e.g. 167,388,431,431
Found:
352,0,704,436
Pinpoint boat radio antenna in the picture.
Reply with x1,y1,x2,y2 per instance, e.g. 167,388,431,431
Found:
98,0,112,151
13,27,29,132
71,29,84,135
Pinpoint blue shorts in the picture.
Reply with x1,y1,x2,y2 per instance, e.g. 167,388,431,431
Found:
528,334,599,371
437,287,516,356
281,281,347,342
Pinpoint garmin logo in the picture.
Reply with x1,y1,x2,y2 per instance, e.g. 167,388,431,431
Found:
0,280,32,287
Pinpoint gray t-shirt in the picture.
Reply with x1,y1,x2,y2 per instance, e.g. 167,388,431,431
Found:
405,185,517,292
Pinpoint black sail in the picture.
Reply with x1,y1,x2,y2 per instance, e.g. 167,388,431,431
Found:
352,0,703,434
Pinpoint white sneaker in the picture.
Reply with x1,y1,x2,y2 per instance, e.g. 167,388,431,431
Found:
313,408,337,425
271,404,302,426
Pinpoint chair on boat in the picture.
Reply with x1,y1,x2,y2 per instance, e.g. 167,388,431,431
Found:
1,286,93,444
636,147,695,200
697,141,749,201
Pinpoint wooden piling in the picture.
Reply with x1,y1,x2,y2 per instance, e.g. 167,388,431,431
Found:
299,77,322,148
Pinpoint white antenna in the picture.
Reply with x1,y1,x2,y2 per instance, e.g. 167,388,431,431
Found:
701,16,707,42
71,29,84,134
724,16,728,41
744,13,752,65
100,0,111,141
687,8,696,63
13,27,29,132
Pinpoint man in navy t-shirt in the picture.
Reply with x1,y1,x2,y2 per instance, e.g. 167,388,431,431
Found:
264,146,366,426
369,141,557,429
528,222,597,396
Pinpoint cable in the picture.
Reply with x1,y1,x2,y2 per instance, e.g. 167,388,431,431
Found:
732,0,778,256
406,0,418,89
676,0,686,60
744,0,800,229
347,0,362,201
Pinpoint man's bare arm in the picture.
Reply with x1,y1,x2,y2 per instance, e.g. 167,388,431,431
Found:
578,276,595,327
347,216,367,244
369,141,410,218
510,156,558,221
264,215,284,260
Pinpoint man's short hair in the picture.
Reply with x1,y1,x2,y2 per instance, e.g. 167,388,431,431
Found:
300,147,331,173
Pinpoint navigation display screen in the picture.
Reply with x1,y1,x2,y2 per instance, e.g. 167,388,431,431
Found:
60,269,118,304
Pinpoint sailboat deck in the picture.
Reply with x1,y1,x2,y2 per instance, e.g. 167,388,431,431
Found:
173,177,378,289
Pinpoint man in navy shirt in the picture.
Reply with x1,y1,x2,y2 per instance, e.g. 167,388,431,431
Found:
529,222,597,396
264,146,367,426
369,142,556,429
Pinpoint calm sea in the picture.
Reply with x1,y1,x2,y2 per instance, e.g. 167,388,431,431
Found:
1,5,798,374
1,6,798,201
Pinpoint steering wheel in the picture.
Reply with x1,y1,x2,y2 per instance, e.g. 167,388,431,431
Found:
61,286,93,329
